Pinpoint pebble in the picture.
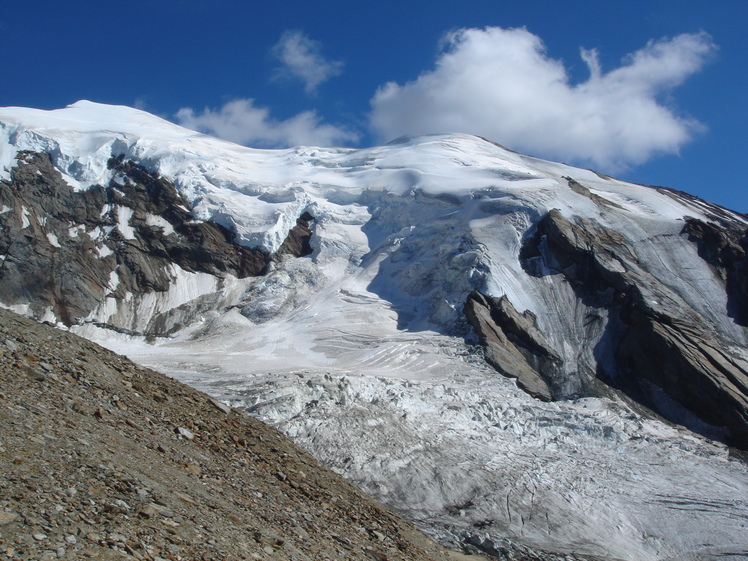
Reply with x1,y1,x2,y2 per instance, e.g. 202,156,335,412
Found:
175,491,195,504
0,512,18,525
140,505,160,518
176,427,195,440
373,530,386,542
107,532,127,544
210,399,231,414
114,499,131,511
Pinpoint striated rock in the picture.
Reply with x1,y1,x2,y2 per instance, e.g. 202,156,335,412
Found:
464,291,555,401
520,209,637,302
683,216,748,325
616,310,748,446
520,209,748,448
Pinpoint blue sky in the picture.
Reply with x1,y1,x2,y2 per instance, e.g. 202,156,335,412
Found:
2,1,746,211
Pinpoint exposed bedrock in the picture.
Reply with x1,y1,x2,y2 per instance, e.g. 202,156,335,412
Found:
464,291,557,401
683,217,748,326
616,306,748,448
464,209,748,448
0,152,286,332
277,211,315,258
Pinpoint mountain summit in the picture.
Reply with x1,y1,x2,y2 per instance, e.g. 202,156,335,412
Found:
1,102,748,560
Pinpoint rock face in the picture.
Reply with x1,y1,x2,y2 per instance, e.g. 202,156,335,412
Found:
277,211,315,258
683,216,748,326
464,291,558,401
0,307,454,561
0,151,290,334
512,208,748,448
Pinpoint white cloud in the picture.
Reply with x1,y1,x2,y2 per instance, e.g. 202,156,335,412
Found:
272,30,343,94
176,98,358,148
369,27,716,170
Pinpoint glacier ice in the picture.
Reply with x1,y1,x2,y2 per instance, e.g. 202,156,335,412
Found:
1,102,748,560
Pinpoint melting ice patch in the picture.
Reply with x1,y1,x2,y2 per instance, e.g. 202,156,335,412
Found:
116,206,136,240
46,233,61,247
145,213,175,236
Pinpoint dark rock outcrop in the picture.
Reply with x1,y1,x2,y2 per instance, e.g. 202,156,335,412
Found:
277,211,315,258
683,217,748,325
0,152,276,332
515,209,748,448
564,176,624,210
616,308,748,445
520,209,636,305
464,291,557,401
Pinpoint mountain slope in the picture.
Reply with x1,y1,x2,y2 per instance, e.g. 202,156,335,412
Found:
0,307,461,561
1,101,748,560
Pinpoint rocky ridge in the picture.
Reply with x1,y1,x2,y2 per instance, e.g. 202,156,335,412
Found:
0,308,467,561
0,151,297,335
514,206,748,447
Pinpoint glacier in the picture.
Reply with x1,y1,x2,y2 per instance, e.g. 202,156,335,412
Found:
1,101,748,560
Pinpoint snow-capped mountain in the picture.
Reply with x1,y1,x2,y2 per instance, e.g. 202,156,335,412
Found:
1,101,748,560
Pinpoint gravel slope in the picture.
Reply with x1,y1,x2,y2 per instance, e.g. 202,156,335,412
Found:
0,308,456,561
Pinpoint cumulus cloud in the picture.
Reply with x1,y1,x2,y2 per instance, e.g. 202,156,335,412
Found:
369,27,716,170
176,98,358,148
271,30,343,94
